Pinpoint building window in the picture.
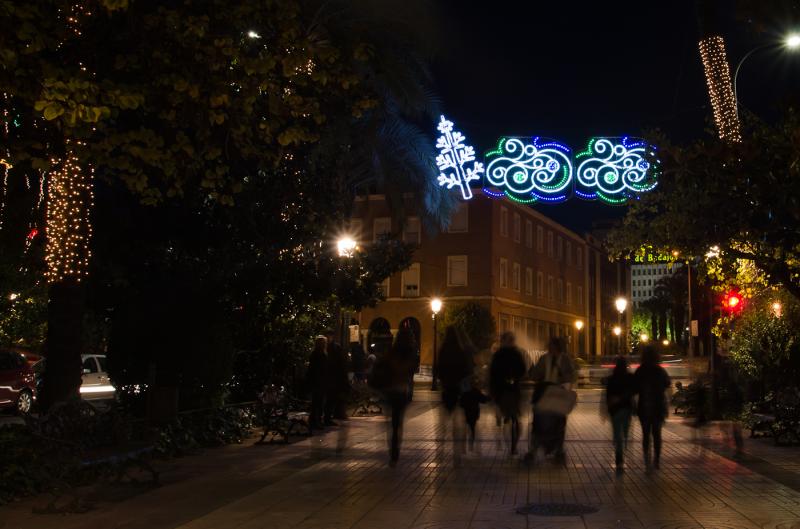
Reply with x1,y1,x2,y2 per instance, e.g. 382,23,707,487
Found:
499,258,508,288
373,217,391,241
547,275,554,300
537,272,544,298
448,202,469,233
499,314,510,333
403,217,420,244
537,226,544,252
557,278,563,303
525,220,533,248
513,316,523,335
566,242,572,266
379,277,390,297
447,255,468,287
512,262,521,291
525,267,533,296
566,282,572,306
576,247,583,269
557,236,563,260
578,286,583,307
513,213,521,243
401,263,420,297
500,207,509,237
547,231,554,257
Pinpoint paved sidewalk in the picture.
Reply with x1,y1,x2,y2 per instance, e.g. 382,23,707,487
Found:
3,391,800,529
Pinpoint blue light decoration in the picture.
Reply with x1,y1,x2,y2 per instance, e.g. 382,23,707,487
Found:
574,137,658,204
435,115,484,200
482,137,573,204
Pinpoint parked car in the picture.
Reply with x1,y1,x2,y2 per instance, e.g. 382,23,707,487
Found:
80,354,115,400
0,350,37,414
32,354,116,402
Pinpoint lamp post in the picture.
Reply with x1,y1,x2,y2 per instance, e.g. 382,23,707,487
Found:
430,297,442,390
615,297,627,355
336,236,357,346
574,320,584,357
733,33,800,119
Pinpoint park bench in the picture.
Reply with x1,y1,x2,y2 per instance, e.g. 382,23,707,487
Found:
256,384,312,444
749,412,775,438
350,382,382,416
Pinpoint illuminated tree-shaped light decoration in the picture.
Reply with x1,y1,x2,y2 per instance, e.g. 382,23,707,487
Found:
45,146,94,283
435,115,484,200
575,137,658,205
699,35,741,143
483,137,573,204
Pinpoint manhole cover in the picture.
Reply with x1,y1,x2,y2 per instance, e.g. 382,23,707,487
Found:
516,502,599,516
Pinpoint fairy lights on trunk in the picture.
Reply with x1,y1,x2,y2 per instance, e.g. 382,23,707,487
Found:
45,144,93,282
699,35,742,143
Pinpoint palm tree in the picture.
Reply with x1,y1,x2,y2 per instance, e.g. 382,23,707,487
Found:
655,268,688,344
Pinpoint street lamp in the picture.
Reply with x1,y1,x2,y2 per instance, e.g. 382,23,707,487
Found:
430,298,442,391
337,237,357,257
574,320,584,357
615,297,627,355
613,326,622,336
640,333,649,343
662,339,670,347
772,301,783,318
734,32,800,118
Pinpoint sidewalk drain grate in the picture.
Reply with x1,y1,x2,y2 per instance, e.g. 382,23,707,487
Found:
516,502,599,516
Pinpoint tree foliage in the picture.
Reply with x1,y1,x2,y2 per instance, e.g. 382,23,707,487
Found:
608,111,800,301
440,302,496,352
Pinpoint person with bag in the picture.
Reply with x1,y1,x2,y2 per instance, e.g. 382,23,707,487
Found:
528,337,576,464
490,331,527,455
605,356,636,475
634,345,671,472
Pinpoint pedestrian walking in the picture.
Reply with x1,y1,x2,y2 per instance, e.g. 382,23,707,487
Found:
605,356,636,474
307,335,328,429
528,337,577,464
324,329,350,425
490,331,526,454
435,326,475,464
634,345,671,472
383,327,418,464
460,375,489,451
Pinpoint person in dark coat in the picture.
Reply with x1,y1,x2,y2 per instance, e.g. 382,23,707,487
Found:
307,336,328,429
634,345,671,471
490,332,527,454
324,329,350,425
383,327,418,464
435,326,475,463
460,375,490,451
351,342,367,383
605,356,636,474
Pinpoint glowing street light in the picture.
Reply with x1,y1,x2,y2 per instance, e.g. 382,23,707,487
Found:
337,237,357,257
615,297,628,314
787,34,800,49
247,30,261,39
574,320,584,356
734,32,800,117
431,297,443,390
640,333,649,343
662,339,670,346
613,326,622,337
772,301,783,318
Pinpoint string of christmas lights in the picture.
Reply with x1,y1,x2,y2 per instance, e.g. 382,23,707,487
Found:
45,145,94,283
699,35,742,143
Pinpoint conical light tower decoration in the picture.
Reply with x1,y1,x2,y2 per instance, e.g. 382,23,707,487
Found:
435,115,484,200
699,35,741,143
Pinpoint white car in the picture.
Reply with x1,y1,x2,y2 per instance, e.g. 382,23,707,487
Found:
80,354,115,400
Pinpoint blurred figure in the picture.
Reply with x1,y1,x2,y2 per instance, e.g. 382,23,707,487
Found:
460,374,489,451
324,329,350,425
351,341,367,383
490,331,526,454
528,337,576,464
307,336,328,429
605,356,636,475
436,326,475,464
634,345,671,472
382,327,418,464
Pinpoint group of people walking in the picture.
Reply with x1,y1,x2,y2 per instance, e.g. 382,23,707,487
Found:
309,325,672,474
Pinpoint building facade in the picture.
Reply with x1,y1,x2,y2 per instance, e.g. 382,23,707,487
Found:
350,194,629,367
630,262,684,308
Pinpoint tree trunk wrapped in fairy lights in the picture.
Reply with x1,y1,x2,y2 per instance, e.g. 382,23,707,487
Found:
698,35,742,143
40,146,93,409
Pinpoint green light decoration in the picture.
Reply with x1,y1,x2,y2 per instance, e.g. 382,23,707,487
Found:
575,137,658,205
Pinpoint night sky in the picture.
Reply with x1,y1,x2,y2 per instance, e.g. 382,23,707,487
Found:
429,0,800,232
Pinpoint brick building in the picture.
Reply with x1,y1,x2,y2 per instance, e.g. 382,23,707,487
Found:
350,193,629,368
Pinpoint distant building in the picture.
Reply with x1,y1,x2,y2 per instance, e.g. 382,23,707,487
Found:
631,262,683,308
349,193,629,368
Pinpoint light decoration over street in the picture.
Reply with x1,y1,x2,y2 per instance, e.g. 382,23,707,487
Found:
699,35,741,143
575,137,658,204
435,115,484,200
483,137,573,203
45,146,94,283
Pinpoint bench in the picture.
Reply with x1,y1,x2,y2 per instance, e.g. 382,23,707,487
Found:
256,385,312,444
350,383,382,416
749,412,775,438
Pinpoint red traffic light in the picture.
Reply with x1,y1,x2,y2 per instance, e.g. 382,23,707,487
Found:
722,291,742,312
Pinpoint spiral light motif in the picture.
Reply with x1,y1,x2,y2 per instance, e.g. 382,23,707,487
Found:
575,137,658,204
484,137,573,203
